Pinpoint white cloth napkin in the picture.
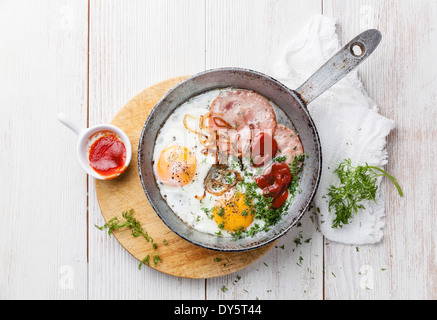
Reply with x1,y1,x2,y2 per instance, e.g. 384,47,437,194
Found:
272,15,395,244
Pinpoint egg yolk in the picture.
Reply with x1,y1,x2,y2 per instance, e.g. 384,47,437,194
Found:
213,192,254,232
156,145,196,187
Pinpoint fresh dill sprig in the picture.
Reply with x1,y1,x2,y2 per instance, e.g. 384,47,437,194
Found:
95,209,152,242
327,159,403,228
95,209,162,268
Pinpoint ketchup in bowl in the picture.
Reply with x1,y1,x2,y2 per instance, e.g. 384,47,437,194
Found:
88,131,127,179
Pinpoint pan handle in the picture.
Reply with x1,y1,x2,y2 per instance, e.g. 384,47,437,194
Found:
295,29,382,105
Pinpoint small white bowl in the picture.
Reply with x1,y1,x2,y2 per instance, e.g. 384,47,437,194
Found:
58,113,132,180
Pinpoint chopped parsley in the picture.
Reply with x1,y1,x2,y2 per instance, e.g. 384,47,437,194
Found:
272,155,287,163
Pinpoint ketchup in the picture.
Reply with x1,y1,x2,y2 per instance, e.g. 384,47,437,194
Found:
255,162,292,209
88,131,127,178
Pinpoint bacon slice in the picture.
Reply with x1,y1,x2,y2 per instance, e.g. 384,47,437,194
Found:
273,124,304,166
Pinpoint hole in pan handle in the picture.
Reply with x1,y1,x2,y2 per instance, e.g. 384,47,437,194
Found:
295,29,382,105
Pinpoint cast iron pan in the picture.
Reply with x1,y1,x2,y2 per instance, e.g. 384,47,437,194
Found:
138,29,382,251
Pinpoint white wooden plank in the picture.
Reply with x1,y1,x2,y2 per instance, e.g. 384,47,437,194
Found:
88,0,207,299
323,0,437,299
0,0,89,299
205,0,324,300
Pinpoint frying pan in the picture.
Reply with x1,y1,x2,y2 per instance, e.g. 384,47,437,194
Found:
138,29,382,251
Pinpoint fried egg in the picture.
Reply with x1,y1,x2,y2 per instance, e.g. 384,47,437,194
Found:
156,145,197,187
213,192,254,232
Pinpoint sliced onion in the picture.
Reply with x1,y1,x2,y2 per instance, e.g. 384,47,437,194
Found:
199,112,210,130
204,165,242,196
195,191,206,201
211,116,234,129
198,127,216,147
183,114,199,134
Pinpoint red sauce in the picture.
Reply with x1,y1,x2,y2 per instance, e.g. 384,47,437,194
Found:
251,131,278,167
255,162,292,209
88,131,127,179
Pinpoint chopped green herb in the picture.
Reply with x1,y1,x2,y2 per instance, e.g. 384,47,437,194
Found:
95,209,164,269
225,172,235,184
153,254,162,265
217,207,225,217
95,209,152,241
297,256,304,266
138,255,150,270
294,237,302,247
272,155,287,163
327,159,402,228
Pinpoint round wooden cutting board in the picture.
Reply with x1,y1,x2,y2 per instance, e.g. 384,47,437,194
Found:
95,76,276,279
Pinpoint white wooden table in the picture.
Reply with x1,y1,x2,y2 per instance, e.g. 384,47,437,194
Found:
1,0,436,300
